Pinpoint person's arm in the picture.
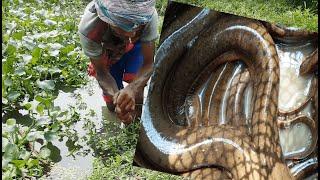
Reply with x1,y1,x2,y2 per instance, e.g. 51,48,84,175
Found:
90,54,119,98
113,41,155,121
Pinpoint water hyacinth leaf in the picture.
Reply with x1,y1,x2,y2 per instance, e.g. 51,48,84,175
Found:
48,67,62,75
6,124,18,133
4,143,19,161
61,44,74,54
22,54,32,64
35,95,44,102
44,19,57,26
3,57,14,74
23,102,32,110
36,117,51,126
4,78,13,87
26,132,37,142
2,97,8,104
14,30,25,40
36,104,45,115
7,91,20,101
2,159,10,169
14,67,26,76
2,137,9,153
12,31,25,40
37,80,55,90
31,47,41,65
11,160,26,168
39,147,51,159
27,158,39,168
6,118,16,126
49,49,60,57
42,97,54,108
44,131,58,142
18,149,31,160
49,43,63,50
47,142,62,162
50,122,60,132
6,44,16,56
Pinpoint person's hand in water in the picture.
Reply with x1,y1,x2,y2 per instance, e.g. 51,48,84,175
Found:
113,86,136,124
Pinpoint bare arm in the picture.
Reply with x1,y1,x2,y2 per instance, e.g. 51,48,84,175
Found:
90,55,119,97
128,41,155,94
113,41,155,123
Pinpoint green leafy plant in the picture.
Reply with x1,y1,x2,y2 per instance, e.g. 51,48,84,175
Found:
2,0,88,178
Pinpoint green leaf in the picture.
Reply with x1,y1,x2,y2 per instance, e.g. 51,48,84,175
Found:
37,80,55,90
4,78,13,87
39,147,51,159
11,160,26,168
35,95,44,102
44,131,58,142
2,97,8,104
12,31,24,40
49,49,60,57
36,104,45,115
27,158,39,168
31,47,41,65
36,117,51,126
7,91,20,101
60,44,74,54
26,132,37,141
22,54,32,64
2,137,9,153
18,149,31,160
14,67,26,76
6,44,16,56
6,118,16,126
50,122,60,132
4,143,19,161
23,102,32,110
2,158,10,169
47,142,61,162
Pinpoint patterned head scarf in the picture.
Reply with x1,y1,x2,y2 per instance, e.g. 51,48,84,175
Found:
95,0,156,32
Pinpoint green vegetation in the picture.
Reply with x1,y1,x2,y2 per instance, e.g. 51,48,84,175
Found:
176,0,318,31
2,0,88,179
2,0,317,179
86,111,181,179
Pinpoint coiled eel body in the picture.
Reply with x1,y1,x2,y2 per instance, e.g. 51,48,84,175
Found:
137,9,294,179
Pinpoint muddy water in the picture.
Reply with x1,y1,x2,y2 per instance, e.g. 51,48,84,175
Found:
45,78,148,179
45,78,105,179
276,40,317,158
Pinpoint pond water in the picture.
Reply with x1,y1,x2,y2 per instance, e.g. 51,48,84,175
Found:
45,78,106,179
44,78,146,179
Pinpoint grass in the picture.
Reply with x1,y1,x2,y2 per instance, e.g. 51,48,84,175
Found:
175,0,318,31
86,108,181,179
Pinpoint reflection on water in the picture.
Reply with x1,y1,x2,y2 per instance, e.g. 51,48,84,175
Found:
45,78,105,179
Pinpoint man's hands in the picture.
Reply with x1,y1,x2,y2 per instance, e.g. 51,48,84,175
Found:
113,86,136,124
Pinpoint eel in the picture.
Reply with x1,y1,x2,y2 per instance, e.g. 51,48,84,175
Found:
290,157,318,179
299,49,318,76
138,12,293,179
160,5,202,44
261,21,318,39
225,67,251,126
200,62,235,126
